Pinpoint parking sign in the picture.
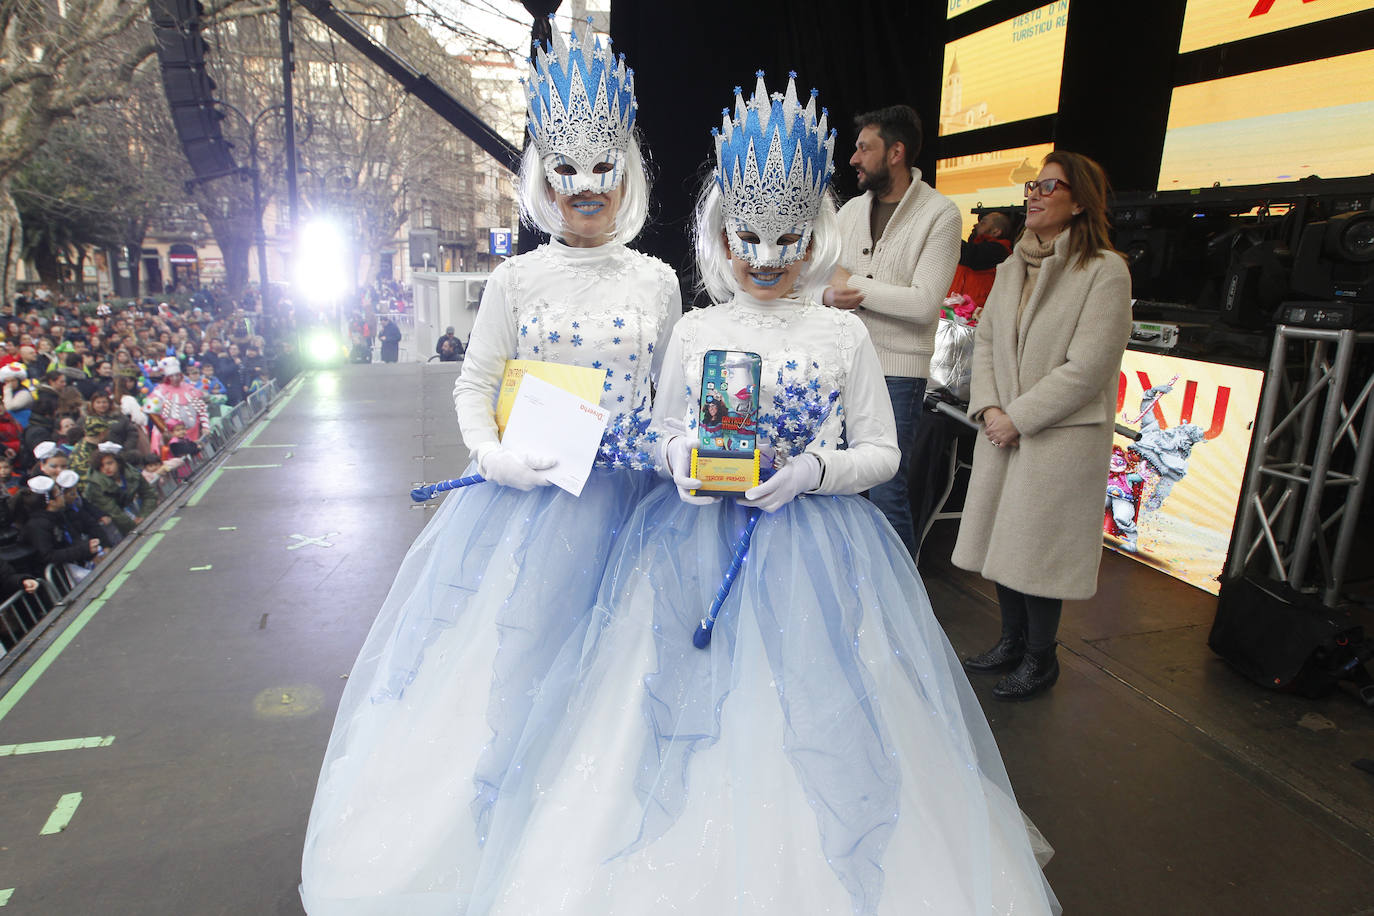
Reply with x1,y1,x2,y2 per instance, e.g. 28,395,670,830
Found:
490,228,512,256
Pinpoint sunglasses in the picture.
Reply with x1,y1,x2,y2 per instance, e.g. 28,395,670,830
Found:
1024,178,1071,197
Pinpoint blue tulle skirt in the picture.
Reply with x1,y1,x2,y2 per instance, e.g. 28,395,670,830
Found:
300,466,656,915
469,483,1059,915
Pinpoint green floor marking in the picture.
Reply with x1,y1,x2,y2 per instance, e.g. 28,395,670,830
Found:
0,888,12,905
218,526,237,531
0,736,114,757
238,421,267,448
0,520,179,724
187,466,225,506
39,792,82,835
189,565,212,571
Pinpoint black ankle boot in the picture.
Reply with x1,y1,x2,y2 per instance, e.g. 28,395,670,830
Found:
962,635,1026,674
992,646,1059,700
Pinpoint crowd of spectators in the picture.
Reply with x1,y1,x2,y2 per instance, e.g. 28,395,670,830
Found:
0,290,300,636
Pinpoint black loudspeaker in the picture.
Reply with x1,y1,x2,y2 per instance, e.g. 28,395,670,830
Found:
151,0,237,180
1209,575,1371,698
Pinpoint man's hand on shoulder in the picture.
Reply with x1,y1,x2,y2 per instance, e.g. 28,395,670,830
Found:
823,266,865,310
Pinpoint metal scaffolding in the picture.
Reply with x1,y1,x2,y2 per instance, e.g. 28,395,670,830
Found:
1229,324,1374,605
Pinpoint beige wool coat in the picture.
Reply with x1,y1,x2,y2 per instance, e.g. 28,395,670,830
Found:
951,231,1133,600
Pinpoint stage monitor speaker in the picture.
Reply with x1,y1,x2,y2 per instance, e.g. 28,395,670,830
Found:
1209,574,1370,698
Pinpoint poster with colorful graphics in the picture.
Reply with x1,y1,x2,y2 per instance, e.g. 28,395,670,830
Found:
938,1,1070,138
1104,350,1266,595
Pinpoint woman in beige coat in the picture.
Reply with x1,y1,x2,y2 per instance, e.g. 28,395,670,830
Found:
952,150,1132,700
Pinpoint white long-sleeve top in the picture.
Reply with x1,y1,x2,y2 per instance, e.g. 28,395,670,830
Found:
651,293,899,494
453,241,681,470
835,168,962,379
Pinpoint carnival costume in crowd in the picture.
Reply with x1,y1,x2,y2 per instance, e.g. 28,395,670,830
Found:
143,357,209,455
299,23,680,913
467,75,1059,915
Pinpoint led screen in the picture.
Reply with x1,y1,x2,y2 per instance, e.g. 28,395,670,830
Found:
1179,0,1374,53
1157,48,1374,190
938,1,1069,137
935,142,1054,237
947,0,998,17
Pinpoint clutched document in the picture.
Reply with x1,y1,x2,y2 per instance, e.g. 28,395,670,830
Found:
496,359,607,437
499,366,609,497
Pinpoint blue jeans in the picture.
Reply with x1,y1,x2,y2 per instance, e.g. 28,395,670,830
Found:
866,376,926,560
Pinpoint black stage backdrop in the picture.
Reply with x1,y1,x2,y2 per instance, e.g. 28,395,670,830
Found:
608,1,945,302
604,0,1191,293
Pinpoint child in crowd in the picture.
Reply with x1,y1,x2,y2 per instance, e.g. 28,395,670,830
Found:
84,448,159,534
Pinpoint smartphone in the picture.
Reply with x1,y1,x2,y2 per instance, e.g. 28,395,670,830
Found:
698,349,761,453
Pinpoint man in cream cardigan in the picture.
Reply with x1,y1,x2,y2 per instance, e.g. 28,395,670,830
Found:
824,104,962,559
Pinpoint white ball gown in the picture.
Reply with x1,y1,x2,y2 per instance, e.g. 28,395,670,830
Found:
468,295,1059,915
298,240,680,915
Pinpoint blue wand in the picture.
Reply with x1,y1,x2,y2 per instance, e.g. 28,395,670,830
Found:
694,507,762,649
410,474,486,502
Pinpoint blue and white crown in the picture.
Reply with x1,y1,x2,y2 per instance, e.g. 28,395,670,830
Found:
713,72,835,249
525,18,636,164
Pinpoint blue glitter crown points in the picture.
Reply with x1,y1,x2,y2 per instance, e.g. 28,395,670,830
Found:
714,72,835,205
525,15,636,158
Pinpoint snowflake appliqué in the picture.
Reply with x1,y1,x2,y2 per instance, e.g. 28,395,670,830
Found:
613,317,625,328
598,404,655,471
571,334,583,346
548,331,560,343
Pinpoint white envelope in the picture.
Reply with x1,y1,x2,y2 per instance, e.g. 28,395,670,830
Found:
500,373,609,497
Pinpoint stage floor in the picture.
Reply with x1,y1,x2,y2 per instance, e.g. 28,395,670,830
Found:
0,361,1370,915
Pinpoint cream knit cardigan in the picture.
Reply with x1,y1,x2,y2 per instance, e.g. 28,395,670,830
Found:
835,168,963,379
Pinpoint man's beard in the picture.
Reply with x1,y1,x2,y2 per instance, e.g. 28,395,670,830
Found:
857,161,891,196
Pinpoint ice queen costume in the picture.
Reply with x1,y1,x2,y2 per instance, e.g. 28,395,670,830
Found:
468,76,1059,915
299,27,680,915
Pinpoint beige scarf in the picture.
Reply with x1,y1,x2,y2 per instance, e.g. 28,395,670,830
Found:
1014,232,1059,335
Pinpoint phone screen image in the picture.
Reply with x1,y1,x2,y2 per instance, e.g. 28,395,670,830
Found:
698,350,762,453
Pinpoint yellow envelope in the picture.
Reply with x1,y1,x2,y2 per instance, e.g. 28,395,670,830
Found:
495,359,607,437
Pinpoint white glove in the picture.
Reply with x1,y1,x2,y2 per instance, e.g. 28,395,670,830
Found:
739,453,821,513
659,425,717,506
476,443,556,491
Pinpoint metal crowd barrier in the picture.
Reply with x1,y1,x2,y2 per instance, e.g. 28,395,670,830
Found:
0,377,285,675
0,580,60,658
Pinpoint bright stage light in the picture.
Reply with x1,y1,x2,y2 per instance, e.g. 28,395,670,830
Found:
306,329,344,365
295,219,349,302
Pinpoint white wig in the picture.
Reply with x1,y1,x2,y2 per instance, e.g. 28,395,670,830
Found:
693,178,841,305
517,135,651,246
